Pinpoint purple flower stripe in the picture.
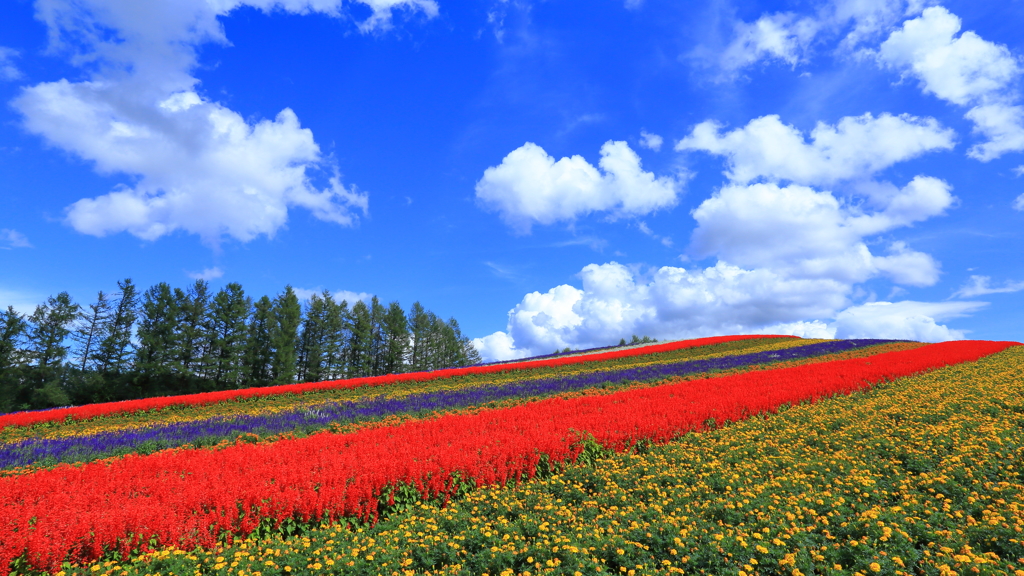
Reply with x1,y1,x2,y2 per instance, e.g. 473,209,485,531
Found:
0,339,896,469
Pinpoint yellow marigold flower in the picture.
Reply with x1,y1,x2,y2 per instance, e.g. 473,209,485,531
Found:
870,562,881,572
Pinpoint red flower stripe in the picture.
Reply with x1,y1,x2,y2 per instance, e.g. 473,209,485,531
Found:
0,334,788,430
3,339,1010,573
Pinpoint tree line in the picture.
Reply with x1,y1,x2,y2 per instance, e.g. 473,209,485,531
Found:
0,279,481,414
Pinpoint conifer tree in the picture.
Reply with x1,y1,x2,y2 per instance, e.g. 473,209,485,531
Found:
208,283,250,389
323,297,351,380
348,299,373,378
269,286,301,385
0,306,29,412
298,291,337,383
24,292,79,408
94,279,138,375
408,302,432,372
174,280,211,378
72,291,111,371
135,283,179,377
0,276,480,408
27,292,80,369
380,301,409,375
244,295,274,387
369,296,386,376
0,306,28,372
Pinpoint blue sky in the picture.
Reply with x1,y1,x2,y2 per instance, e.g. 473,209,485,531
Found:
1,0,1023,361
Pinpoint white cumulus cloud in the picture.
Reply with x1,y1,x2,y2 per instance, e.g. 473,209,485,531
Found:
477,260,851,357
474,260,983,360
832,300,986,341
475,141,683,234
477,105,972,361
676,112,955,185
13,0,435,244
875,6,1024,160
474,330,532,362
689,177,952,286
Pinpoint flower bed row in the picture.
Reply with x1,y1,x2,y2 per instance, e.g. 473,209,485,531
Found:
0,339,893,470
1,339,1012,573
0,336,804,446
0,335,786,431
80,344,1024,576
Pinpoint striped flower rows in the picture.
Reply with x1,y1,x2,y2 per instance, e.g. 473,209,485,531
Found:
0,339,895,470
0,338,1013,573
77,344,1024,576
0,336,809,447
0,335,782,431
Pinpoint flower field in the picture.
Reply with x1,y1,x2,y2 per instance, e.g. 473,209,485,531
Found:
1,336,1020,575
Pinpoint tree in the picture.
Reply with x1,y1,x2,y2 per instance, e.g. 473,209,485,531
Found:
348,300,373,378
244,296,274,387
135,283,179,378
380,301,409,375
208,283,250,390
27,292,80,369
94,279,139,375
72,291,112,371
24,292,79,409
299,291,343,383
408,302,432,372
269,286,301,385
323,297,351,380
0,306,29,412
0,306,28,372
173,280,211,378
369,296,386,376
0,276,479,408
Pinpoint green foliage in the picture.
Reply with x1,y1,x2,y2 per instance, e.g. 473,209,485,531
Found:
208,283,250,390
270,286,302,385
380,301,410,376
71,290,111,371
0,306,28,372
296,290,331,383
1,278,477,413
244,295,275,388
135,283,179,378
27,292,79,369
347,299,373,378
93,278,138,375
173,280,212,378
